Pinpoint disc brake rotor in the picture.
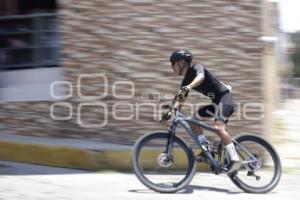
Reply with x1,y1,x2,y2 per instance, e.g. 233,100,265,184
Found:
157,153,173,168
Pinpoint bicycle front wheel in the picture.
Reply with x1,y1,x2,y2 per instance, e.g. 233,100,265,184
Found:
229,134,281,193
131,132,196,193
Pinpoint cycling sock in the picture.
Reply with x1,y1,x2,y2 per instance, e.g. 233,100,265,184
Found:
226,143,240,161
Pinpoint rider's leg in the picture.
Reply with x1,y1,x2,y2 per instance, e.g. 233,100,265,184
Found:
213,120,232,145
214,93,241,173
191,104,216,135
213,120,238,159
213,93,238,158
213,120,240,173
214,104,239,161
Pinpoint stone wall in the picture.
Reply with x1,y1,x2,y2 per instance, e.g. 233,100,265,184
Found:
0,0,266,144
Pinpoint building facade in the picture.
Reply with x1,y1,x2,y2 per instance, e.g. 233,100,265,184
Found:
0,0,278,144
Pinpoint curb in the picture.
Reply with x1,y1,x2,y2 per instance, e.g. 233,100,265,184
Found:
0,140,210,171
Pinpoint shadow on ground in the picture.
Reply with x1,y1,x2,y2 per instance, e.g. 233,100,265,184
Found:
129,184,242,194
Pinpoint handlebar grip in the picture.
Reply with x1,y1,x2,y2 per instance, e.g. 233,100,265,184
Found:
181,87,189,93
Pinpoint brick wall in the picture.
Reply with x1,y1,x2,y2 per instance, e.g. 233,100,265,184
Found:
0,0,267,144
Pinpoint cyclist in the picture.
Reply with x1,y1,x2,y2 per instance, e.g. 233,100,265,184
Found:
170,49,241,174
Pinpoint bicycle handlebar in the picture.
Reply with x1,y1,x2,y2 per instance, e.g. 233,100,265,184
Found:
160,88,189,123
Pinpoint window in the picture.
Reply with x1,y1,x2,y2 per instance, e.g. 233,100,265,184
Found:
0,0,63,102
0,0,59,70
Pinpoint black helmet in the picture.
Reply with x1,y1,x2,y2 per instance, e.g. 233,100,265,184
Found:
170,49,193,65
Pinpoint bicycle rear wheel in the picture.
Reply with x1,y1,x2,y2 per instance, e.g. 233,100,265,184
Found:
229,134,281,193
131,132,196,193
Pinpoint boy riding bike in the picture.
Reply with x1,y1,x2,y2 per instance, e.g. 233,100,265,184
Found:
169,49,241,174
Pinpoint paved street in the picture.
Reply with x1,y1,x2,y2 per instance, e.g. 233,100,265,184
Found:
0,161,299,200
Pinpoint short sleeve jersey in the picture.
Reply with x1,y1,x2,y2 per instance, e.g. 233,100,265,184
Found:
181,64,229,102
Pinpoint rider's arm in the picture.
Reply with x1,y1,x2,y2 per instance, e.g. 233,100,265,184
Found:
186,64,205,90
187,74,204,89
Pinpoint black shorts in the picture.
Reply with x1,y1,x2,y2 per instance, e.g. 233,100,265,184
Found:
197,92,235,124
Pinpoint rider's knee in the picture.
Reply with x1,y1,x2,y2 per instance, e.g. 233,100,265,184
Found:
213,125,222,134
213,122,226,134
189,122,203,133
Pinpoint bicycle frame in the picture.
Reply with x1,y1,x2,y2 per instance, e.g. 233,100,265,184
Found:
166,108,226,172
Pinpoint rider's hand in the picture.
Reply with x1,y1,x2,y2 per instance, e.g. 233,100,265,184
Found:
178,85,190,100
182,85,191,92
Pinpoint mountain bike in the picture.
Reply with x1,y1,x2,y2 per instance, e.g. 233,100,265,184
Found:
131,88,281,193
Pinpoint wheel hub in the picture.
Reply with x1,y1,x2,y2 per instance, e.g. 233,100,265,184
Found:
245,154,262,171
157,153,173,168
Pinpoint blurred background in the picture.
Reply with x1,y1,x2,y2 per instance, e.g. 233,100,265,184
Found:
0,0,299,172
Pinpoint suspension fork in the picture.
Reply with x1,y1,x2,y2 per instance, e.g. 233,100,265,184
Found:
165,122,177,159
